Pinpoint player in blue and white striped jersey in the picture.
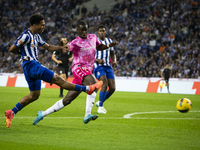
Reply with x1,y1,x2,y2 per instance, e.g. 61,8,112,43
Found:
93,25,118,114
5,14,101,128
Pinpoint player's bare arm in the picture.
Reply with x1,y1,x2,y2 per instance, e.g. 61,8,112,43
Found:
9,44,20,55
110,51,117,68
52,53,62,64
68,54,74,62
96,41,119,51
42,43,70,52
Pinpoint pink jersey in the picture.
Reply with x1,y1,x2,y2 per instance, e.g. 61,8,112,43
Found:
68,34,101,72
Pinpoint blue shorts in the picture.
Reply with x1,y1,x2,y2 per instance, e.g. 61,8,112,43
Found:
94,66,115,80
22,60,54,91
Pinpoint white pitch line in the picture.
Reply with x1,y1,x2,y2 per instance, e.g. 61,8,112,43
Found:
0,111,199,120
123,110,200,119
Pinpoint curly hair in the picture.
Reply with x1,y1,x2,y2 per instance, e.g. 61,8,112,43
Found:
29,14,44,26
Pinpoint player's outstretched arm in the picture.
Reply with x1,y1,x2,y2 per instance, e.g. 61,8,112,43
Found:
96,41,119,51
42,43,70,52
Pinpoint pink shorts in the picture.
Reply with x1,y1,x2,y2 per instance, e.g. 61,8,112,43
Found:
72,66,92,85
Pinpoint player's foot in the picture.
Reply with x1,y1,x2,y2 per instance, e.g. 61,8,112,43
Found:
59,95,64,98
97,107,107,114
5,110,14,128
83,114,98,124
95,101,99,107
33,111,44,125
86,81,103,95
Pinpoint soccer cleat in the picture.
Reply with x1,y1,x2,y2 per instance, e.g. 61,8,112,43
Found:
33,111,44,125
5,110,14,128
95,101,99,107
86,81,103,95
97,107,107,114
83,114,98,124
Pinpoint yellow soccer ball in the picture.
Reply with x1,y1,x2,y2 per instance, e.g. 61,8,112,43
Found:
176,98,192,113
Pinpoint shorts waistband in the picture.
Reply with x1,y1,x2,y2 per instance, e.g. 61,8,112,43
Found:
22,56,30,62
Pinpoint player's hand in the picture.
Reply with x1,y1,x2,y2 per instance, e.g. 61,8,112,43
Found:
109,41,119,47
96,59,104,64
61,44,70,51
68,57,73,62
57,60,62,64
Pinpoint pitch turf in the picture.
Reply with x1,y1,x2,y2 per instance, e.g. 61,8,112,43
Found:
0,87,200,150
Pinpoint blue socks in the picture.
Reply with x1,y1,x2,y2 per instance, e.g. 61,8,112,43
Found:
104,91,112,100
99,91,113,106
99,91,106,107
75,85,86,92
12,102,23,115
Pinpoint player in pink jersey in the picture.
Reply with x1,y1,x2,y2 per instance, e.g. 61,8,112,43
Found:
33,20,119,125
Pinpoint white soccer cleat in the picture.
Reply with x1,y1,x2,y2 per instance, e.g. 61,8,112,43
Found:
97,107,107,114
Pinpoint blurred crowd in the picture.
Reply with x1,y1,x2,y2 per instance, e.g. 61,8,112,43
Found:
0,0,200,79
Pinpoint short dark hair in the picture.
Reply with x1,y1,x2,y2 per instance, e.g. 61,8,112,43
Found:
76,20,88,28
29,14,44,26
97,25,106,31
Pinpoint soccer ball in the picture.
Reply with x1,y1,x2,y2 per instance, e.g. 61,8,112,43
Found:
176,98,192,113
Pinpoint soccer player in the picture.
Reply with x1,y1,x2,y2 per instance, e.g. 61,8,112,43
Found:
52,38,73,98
94,25,117,114
33,21,119,125
5,15,102,128
162,64,171,93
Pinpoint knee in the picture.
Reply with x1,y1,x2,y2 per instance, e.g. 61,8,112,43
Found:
109,85,116,93
62,98,72,106
102,82,108,89
30,93,40,101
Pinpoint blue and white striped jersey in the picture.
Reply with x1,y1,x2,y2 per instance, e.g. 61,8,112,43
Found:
94,37,114,68
14,28,46,62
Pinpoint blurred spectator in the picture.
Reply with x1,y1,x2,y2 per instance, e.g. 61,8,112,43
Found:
0,0,199,79
81,5,87,17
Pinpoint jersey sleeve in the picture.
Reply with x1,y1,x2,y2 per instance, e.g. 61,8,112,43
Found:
37,34,46,46
53,51,59,55
163,69,166,75
95,35,101,47
14,34,29,48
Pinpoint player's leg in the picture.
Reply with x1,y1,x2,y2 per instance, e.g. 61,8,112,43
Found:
104,78,116,101
97,75,108,107
82,74,98,118
94,67,108,114
96,67,115,114
57,66,67,98
59,73,67,97
43,67,101,94
166,79,170,93
33,90,81,125
33,66,102,125
5,78,41,128
103,67,115,101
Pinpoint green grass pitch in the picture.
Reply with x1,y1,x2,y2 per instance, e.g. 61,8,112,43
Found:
0,87,200,150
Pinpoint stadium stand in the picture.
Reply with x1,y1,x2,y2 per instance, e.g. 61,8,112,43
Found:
0,0,200,79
